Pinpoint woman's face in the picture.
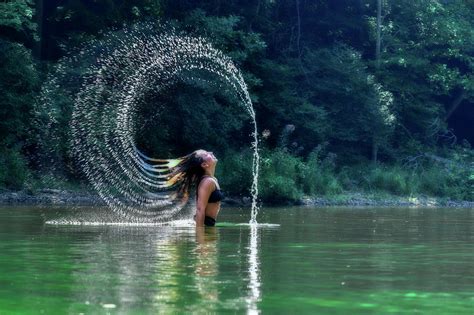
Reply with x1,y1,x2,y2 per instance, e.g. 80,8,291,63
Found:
196,150,218,167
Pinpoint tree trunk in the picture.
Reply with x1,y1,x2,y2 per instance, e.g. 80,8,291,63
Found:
295,0,310,84
373,0,383,163
375,0,382,68
296,0,301,58
372,138,379,164
249,0,261,31
34,0,44,59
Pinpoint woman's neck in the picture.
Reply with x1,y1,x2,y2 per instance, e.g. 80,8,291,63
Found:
204,168,215,177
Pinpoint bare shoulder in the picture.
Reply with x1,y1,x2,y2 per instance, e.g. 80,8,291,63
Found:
197,177,215,202
198,177,216,190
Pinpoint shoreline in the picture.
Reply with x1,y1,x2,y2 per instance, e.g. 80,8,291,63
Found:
0,189,473,208
298,193,474,208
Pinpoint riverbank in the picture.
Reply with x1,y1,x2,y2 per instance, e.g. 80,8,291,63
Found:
0,189,473,208
299,193,474,208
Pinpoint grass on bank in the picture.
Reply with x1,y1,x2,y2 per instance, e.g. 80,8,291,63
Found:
217,148,474,204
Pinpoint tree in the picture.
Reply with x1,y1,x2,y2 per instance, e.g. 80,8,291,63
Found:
369,0,474,152
301,44,395,161
0,0,39,188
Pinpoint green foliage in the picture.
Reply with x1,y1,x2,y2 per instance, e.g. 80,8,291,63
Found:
259,149,303,203
257,147,342,203
216,147,472,203
216,149,254,196
0,148,30,190
0,1,39,190
338,153,473,201
182,10,266,61
52,0,163,34
25,173,87,192
0,40,39,190
426,146,474,201
0,0,36,35
417,166,470,201
299,146,342,196
371,0,474,148
135,80,251,158
0,0,473,205
0,40,38,145
364,166,413,196
302,44,395,153
254,58,330,153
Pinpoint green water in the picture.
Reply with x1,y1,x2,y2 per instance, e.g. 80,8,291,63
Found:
0,206,473,314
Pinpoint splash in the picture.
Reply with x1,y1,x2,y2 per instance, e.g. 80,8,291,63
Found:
38,24,260,224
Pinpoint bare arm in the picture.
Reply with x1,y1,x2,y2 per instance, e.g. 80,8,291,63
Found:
195,178,214,227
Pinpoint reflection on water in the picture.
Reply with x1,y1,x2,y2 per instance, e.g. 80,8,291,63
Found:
0,206,473,314
32,220,262,313
58,225,199,312
51,225,225,313
193,228,219,311
247,225,261,314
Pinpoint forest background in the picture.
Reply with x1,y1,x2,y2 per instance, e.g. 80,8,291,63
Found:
1,0,473,204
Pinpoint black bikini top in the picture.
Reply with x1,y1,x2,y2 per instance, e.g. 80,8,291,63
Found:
198,176,224,203
208,188,224,203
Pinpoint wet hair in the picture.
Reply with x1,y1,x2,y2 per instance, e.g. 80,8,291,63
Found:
135,148,208,202
167,150,205,199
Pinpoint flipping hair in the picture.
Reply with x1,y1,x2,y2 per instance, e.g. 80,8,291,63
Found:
135,148,206,202
167,151,205,199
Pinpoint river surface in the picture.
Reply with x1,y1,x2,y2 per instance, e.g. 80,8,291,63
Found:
0,206,473,314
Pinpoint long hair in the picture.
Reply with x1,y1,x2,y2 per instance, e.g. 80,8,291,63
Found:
166,151,205,199
135,148,205,202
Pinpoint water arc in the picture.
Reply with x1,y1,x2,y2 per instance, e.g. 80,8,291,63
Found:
66,28,260,223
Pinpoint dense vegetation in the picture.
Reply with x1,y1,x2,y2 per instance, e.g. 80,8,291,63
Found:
1,0,473,203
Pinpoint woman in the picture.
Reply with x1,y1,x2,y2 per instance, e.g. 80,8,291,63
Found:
168,149,223,227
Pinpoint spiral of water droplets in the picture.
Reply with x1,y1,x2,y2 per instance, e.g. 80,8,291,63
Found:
41,25,260,223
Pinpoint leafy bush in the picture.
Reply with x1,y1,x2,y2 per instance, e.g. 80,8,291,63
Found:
366,166,411,196
216,149,253,196
418,165,472,200
259,175,301,204
258,149,303,203
300,148,342,196
0,148,30,190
